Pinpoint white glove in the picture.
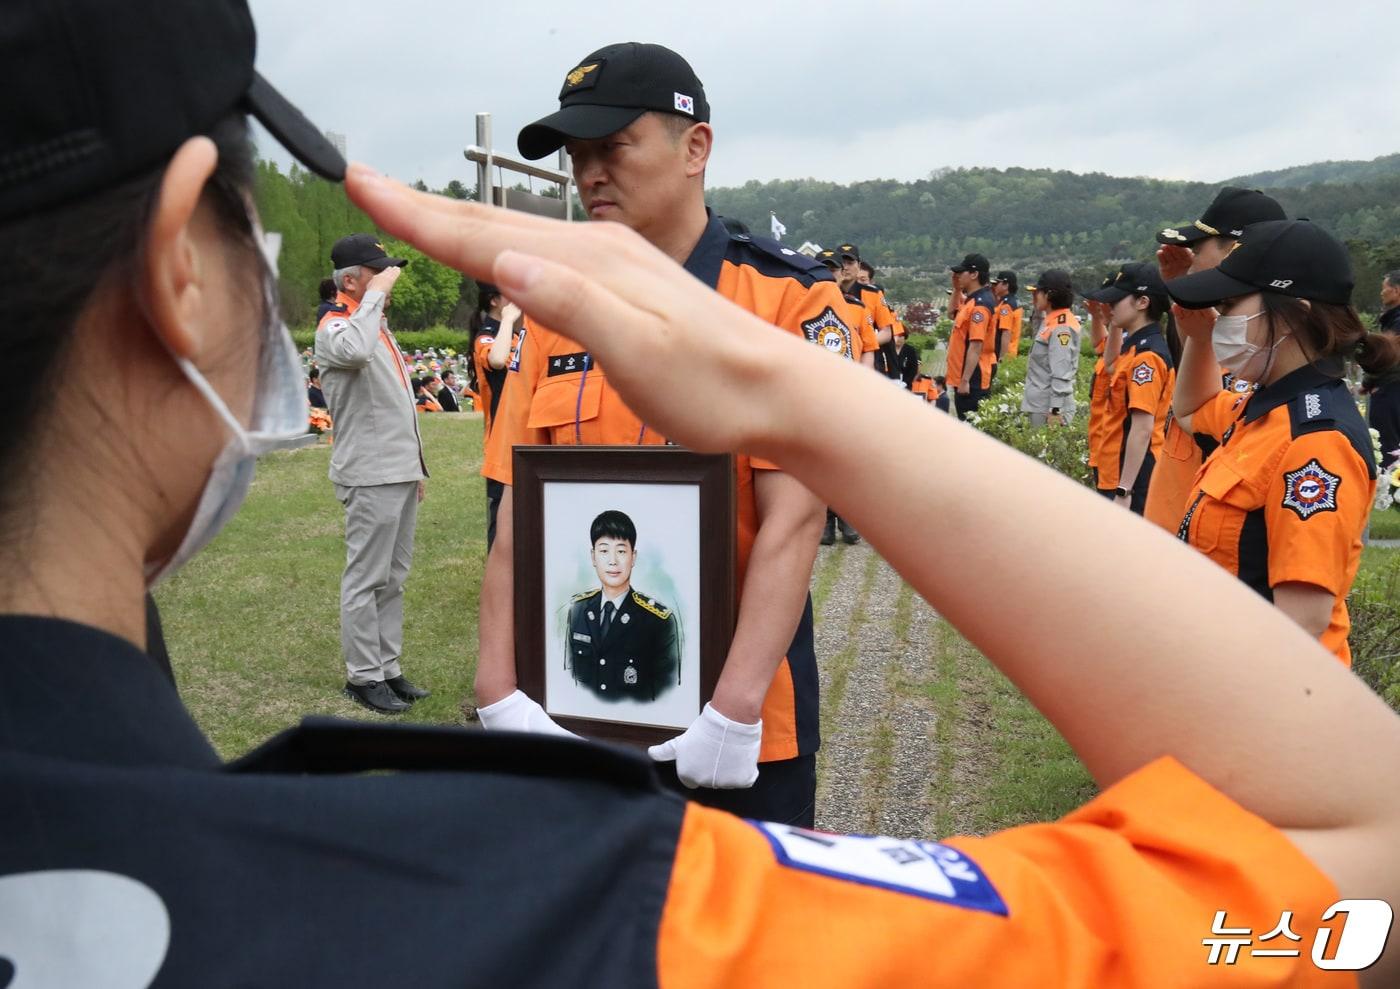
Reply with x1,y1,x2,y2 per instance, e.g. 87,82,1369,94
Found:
476,690,579,738
648,703,761,789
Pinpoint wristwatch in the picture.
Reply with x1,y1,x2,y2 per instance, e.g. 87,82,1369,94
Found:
1115,486,1131,498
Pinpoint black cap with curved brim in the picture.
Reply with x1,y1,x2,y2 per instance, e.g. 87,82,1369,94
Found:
1165,219,1354,310
992,270,1018,293
331,233,408,271
0,0,344,223
1083,261,1168,305
518,42,710,161
1028,269,1073,296
1156,187,1286,247
950,253,990,277
838,243,861,260
816,249,841,269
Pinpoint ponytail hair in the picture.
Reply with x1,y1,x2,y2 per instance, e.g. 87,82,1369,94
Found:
1260,294,1400,376
1357,328,1400,377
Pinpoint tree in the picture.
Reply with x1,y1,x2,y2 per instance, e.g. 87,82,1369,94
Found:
382,239,461,330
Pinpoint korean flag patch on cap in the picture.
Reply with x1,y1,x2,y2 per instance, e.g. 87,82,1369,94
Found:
1281,459,1341,520
674,92,695,115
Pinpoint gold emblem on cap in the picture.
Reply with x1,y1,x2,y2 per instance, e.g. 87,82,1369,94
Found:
1193,220,1221,236
566,63,599,87
375,242,385,252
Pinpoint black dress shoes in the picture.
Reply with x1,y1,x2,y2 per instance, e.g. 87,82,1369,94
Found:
385,675,430,702
344,680,410,714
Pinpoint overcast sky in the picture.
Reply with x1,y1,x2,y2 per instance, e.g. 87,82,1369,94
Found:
249,0,1400,192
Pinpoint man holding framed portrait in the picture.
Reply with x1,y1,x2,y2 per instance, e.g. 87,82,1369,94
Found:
473,42,852,826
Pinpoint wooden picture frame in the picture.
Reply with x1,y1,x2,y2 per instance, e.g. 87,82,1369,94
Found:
513,447,736,747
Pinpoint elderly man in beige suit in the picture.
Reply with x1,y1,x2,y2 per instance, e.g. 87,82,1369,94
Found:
315,234,430,714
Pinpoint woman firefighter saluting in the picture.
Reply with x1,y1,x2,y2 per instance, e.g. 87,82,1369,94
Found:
1168,220,1400,665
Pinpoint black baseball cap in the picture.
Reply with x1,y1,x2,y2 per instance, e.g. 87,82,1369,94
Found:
950,253,990,277
992,270,1018,292
518,43,710,160
331,234,408,271
1027,269,1073,295
838,243,861,260
1,0,344,223
1157,187,1286,246
816,248,841,269
1165,220,1354,310
1083,262,1167,305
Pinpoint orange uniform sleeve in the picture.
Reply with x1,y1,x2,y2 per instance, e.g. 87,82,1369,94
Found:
1191,389,1248,442
481,318,548,486
858,309,878,355
1124,352,1169,415
754,278,854,470
970,302,996,346
657,758,1346,988
874,290,896,332
1265,431,1374,595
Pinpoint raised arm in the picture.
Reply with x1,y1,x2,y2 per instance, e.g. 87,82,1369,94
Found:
347,169,1400,927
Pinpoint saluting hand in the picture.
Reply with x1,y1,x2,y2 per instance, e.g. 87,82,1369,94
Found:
1173,303,1216,342
367,265,402,295
1156,245,1193,282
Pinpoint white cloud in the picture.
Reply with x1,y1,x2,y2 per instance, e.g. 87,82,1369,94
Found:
248,0,1400,190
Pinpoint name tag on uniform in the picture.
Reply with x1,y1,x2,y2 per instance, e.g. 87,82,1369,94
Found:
548,352,590,377
573,632,592,643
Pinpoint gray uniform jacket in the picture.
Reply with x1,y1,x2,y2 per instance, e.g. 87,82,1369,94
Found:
1022,310,1081,416
315,289,428,487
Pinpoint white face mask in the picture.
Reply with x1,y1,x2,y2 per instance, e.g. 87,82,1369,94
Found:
1212,310,1289,382
144,211,312,586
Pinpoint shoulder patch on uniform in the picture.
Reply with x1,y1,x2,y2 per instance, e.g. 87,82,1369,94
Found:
631,592,672,619
1057,331,1072,346
477,334,496,346
750,823,1007,916
801,306,854,360
1131,361,1155,385
1056,313,1067,325
322,317,349,334
572,588,600,602
1281,459,1341,520
971,310,986,323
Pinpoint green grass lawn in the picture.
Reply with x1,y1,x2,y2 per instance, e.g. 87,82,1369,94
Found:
1370,506,1400,541
155,414,487,758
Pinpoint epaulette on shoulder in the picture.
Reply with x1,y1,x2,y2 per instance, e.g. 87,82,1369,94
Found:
631,591,672,619
727,233,831,281
1289,384,1377,475
571,588,600,603
972,286,998,307
1289,389,1337,435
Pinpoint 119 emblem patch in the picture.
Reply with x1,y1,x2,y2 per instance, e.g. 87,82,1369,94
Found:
801,306,853,360
1281,458,1341,520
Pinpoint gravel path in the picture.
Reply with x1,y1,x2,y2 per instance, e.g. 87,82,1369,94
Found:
811,542,948,840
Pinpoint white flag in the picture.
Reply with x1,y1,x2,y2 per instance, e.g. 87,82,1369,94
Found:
770,212,787,241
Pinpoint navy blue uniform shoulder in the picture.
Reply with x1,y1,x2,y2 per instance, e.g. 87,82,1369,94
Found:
1288,381,1377,477
724,232,834,285
970,286,998,309
1138,329,1174,369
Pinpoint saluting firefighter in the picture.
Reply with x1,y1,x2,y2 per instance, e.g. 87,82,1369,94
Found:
1146,187,1286,533
1022,270,1080,427
1083,262,1175,514
1168,220,1398,666
566,511,680,702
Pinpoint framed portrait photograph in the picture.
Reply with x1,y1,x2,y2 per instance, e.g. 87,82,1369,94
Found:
513,447,736,747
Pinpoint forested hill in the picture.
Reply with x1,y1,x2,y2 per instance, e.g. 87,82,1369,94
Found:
705,155,1400,306
1228,153,1400,190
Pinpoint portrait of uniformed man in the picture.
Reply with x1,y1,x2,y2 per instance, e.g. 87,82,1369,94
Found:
565,510,681,702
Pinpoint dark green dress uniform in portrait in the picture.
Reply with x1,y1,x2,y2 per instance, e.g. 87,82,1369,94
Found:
567,589,681,701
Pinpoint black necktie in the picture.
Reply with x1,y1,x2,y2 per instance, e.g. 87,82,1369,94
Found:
601,601,615,638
